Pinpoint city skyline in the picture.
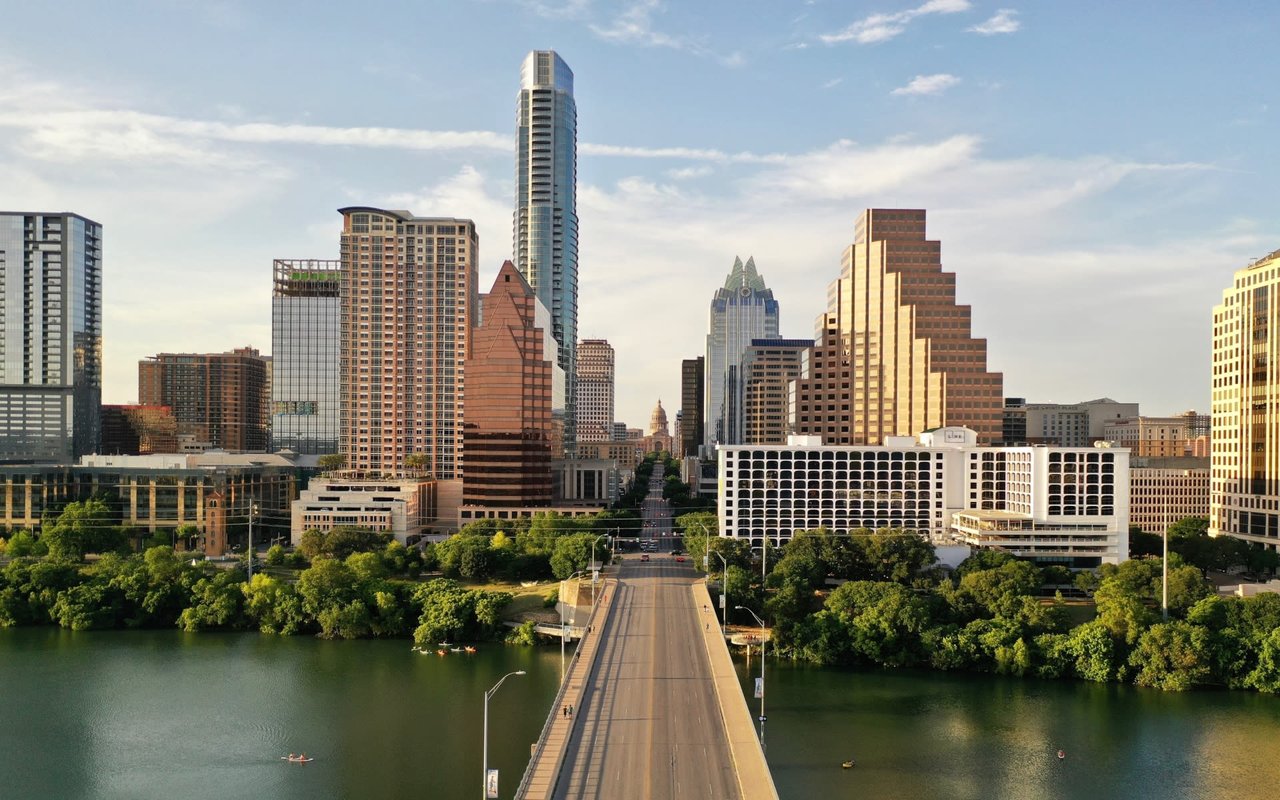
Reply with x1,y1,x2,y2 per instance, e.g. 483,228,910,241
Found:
1,2,1277,429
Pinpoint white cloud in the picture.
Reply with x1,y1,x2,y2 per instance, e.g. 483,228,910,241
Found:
822,77,844,89
820,0,971,44
891,73,961,96
666,165,713,179
968,8,1020,35
589,0,744,65
515,0,592,19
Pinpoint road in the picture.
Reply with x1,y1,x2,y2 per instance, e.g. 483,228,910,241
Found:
551,556,741,800
641,462,675,553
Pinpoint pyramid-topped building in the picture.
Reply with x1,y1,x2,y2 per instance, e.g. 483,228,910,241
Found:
705,256,780,448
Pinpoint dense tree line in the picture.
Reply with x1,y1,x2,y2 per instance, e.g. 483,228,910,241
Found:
681,514,1280,693
1128,516,1280,576
0,501,626,644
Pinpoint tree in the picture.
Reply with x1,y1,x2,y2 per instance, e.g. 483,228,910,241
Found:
1128,526,1163,558
1067,620,1119,682
860,530,936,584
4,531,37,558
824,580,932,667
1129,621,1211,691
317,454,345,472
40,499,127,561
957,560,1041,618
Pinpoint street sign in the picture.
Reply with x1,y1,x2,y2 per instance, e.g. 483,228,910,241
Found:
718,594,725,610
591,569,599,583
562,624,571,643
486,769,499,798
754,678,764,699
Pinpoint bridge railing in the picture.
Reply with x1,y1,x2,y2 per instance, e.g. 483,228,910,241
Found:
513,578,613,800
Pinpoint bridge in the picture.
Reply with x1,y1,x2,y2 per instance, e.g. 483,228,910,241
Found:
514,555,778,800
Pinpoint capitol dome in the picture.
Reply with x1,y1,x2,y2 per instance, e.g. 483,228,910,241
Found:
649,399,669,436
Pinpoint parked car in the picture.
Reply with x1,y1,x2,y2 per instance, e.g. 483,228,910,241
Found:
640,554,650,562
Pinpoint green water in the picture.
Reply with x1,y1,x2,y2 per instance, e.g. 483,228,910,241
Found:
4,629,1279,800
0,628,561,800
740,658,1280,800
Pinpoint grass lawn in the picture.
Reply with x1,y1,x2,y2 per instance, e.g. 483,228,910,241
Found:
462,579,559,623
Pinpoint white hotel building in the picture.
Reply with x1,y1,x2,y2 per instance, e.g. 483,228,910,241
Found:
718,427,1130,567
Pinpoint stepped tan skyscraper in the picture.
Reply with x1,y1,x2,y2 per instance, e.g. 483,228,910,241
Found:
792,209,1003,444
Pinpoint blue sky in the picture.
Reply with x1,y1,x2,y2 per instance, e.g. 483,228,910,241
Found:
1,0,1276,430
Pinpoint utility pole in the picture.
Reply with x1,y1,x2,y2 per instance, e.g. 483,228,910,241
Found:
248,502,259,581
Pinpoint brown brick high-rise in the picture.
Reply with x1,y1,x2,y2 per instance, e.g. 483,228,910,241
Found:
138,348,269,451
792,209,1003,444
463,262,553,505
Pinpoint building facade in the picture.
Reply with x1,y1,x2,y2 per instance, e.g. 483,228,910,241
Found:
705,257,780,448
791,209,1004,445
1103,415,1201,458
1212,249,1280,549
718,428,1129,567
271,259,340,455
463,262,554,507
100,404,178,455
1129,457,1210,534
292,477,436,545
515,50,579,455
0,212,102,462
0,455,297,556
680,357,704,457
576,338,614,442
337,208,477,480
742,338,811,445
1021,398,1138,446
138,348,269,452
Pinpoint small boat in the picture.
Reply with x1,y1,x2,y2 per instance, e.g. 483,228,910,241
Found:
438,642,453,648
1057,750,1066,761
450,647,464,653
841,760,855,769
436,649,448,656
464,646,477,654
281,756,315,764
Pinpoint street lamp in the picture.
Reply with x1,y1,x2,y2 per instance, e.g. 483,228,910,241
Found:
482,670,526,800
736,605,767,748
560,570,587,683
710,549,728,636
591,534,608,587
247,502,260,581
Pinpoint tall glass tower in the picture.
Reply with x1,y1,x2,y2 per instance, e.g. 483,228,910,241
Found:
515,50,579,455
705,257,779,448
271,259,340,454
0,212,102,462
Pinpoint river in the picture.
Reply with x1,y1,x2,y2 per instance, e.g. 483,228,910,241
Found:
3,628,1279,799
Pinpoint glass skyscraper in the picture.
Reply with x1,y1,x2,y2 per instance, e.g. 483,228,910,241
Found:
515,50,579,455
705,256,779,448
0,212,101,463
271,259,340,454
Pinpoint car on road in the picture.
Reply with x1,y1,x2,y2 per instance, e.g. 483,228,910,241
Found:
640,554,650,562
675,556,685,562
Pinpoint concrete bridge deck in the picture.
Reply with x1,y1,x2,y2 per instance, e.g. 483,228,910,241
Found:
515,556,777,800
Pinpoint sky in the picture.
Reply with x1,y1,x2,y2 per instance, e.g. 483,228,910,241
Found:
1,0,1277,431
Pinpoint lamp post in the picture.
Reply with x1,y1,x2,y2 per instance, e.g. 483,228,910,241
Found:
736,605,767,748
591,534,608,587
482,670,525,800
711,550,728,636
560,570,587,684
1162,502,1170,621
247,502,259,581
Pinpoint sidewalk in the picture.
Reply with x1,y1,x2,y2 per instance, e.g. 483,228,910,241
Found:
515,578,616,800
693,581,780,800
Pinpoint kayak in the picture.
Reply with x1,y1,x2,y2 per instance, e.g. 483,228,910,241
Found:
281,757,315,763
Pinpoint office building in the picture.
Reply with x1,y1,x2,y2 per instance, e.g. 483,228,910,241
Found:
515,50,579,454
577,339,614,442
742,338,811,445
138,347,269,452
337,208,477,481
100,404,178,455
1211,249,1280,549
1104,415,1204,458
1023,398,1138,446
271,259,340,455
292,477,437,545
681,357,704,457
463,261,554,507
0,212,102,462
1130,457,1210,534
705,256,780,447
791,209,1003,445
718,427,1129,566
1002,397,1028,445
